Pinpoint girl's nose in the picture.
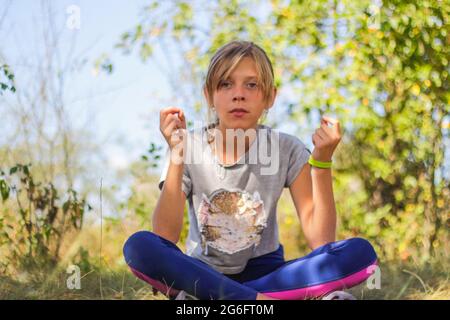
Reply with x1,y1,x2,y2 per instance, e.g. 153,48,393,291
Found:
232,85,247,100
233,95,245,102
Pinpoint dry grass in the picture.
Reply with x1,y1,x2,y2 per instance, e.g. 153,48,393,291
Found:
1,189,448,300
346,261,449,300
1,264,448,300
1,248,448,300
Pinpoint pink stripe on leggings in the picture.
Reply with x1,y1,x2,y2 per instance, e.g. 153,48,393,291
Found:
129,267,180,297
262,260,378,300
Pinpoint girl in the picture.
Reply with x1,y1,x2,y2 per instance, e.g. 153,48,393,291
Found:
123,40,378,300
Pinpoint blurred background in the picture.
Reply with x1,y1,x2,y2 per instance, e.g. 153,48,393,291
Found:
0,0,448,299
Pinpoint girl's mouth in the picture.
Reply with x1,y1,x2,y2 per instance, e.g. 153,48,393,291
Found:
230,108,249,117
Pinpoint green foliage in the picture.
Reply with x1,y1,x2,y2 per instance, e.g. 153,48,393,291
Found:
0,64,16,94
141,142,163,169
93,54,114,75
0,164,92,273
333,0,449,262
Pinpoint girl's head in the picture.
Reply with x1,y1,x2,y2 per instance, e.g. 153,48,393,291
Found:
203,40,277,130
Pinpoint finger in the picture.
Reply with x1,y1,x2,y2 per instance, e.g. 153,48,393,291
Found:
172,110,187,129
322,122,342,142
321,121,338,139
313,132,323,143
163,113,180,129
322,115,338,124
312,133,322,146
161,106,182,116
321,119,339,138
160,106,182,123
179,110,187,129
162,114,174,129
165,118,182,137
321,117,333,128
321,121,332,134
322,116,341,135
172,116,182,129
162,115,181,132
315,128,328,140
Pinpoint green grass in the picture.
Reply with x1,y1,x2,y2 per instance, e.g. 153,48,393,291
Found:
1,260,448,300
1,195,447,300
347,261,449,300
0,267,164,300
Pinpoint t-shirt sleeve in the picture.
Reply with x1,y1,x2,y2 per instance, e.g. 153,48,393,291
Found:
284,136,311,188
158,148,192,197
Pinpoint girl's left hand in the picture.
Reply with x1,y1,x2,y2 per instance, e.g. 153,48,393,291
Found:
311,116,342,162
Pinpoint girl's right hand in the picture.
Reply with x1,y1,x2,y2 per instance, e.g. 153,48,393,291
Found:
160,106,187,150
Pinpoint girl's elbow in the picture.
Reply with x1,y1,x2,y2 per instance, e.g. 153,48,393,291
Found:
152,227,180,244
308,232,336,250
152,218,181,244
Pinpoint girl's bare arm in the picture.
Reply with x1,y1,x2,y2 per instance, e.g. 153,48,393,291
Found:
289,116,342,249
289,164,336,249
152,107,187,244
152,160,187,244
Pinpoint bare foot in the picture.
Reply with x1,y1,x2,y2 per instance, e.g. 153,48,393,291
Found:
256,293,278,300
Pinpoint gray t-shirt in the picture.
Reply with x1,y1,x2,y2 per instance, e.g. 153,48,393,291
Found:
158,124,311,274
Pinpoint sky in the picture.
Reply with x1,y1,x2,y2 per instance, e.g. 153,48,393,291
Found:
0,0,178,214
2,0,176,169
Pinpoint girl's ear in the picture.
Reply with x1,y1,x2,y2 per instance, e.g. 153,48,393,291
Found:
267,87,277,109
203,86,209,101
203,86,211,105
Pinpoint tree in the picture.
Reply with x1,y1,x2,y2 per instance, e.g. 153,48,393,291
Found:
0,1,106,197
116,0,449,262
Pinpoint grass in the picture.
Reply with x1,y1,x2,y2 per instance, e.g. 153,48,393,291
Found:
1,186,447,300
0,266,165,300
347,261,449,300
0,259,448,300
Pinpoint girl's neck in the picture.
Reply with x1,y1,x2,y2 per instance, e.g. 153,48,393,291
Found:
211,122,260,165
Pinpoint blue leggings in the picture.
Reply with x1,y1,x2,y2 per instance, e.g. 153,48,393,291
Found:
123,231,378,300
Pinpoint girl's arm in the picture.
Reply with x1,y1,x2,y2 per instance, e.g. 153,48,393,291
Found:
153,159,187,244
289,164,336,249
289,116,342,250
153,107,187,244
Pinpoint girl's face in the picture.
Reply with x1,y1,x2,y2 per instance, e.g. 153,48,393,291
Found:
208,57,276,130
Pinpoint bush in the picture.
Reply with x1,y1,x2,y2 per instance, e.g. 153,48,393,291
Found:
0,164,92,273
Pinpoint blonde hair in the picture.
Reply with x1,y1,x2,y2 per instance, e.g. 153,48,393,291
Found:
203,40,275,132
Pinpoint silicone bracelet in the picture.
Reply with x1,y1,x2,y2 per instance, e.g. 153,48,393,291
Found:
308,155,332,169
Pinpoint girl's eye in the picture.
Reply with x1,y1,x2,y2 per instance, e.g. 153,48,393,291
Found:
219,81,258,89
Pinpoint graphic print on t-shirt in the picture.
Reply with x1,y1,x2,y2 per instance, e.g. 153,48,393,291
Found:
197,188,268,254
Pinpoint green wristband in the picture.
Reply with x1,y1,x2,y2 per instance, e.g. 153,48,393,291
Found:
308,155,332,169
